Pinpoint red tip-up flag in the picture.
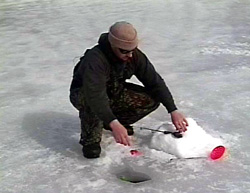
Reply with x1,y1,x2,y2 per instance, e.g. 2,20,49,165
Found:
210,146,226,160
130,150,143,157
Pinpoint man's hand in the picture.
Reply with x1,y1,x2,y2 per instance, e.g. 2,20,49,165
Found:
109,120,131,146
170,110,189,132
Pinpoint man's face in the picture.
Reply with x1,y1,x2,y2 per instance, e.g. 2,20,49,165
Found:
111,46,136,61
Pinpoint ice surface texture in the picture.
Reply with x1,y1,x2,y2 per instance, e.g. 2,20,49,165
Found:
1,0,250,192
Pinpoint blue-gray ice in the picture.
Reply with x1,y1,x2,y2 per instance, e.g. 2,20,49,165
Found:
1,0,250,193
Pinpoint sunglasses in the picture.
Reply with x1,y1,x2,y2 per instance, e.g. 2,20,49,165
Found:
119,48,136,54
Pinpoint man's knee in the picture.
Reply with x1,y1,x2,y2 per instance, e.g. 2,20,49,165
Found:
123,82,159,110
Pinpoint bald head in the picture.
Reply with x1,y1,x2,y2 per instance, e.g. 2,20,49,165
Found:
108,21,138,50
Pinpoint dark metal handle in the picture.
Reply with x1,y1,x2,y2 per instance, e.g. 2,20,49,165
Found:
140,127,183,138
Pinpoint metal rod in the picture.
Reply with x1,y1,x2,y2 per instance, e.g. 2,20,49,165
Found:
140,127,183,138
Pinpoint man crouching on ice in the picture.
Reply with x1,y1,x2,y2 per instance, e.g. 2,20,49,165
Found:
69,21,188,158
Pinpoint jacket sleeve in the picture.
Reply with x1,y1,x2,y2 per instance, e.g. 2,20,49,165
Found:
134,50,177,113
81,56,116,125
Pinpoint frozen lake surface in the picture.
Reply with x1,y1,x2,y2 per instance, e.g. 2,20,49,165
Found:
1,0,250,192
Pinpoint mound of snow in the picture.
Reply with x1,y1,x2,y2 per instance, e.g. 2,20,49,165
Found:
151,118,224,158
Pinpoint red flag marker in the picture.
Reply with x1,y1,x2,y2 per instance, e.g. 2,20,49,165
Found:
210,146,226,160
130,150,143,157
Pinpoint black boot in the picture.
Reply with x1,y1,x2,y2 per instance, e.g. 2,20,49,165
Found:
82,143,101,159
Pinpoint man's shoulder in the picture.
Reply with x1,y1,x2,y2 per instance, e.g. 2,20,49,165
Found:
131,48,148,65
133,48,147,59
84,45,105,61
80,45,110,72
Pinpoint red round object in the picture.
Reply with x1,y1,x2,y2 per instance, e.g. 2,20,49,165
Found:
130,150,143,157
210,146,226,160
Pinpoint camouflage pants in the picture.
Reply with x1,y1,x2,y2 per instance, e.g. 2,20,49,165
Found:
70,82,160,146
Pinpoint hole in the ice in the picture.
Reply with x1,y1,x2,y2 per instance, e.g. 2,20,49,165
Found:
116,170,151,183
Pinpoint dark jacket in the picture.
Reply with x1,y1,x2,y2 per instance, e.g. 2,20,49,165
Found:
70,33,177,125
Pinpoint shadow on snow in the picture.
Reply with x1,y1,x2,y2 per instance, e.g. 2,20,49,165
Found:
22,111,82,158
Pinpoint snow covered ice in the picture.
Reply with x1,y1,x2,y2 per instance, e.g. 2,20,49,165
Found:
1,0,250,193
151,118,224,159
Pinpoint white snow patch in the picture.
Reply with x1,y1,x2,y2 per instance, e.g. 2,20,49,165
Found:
151,118,224,158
